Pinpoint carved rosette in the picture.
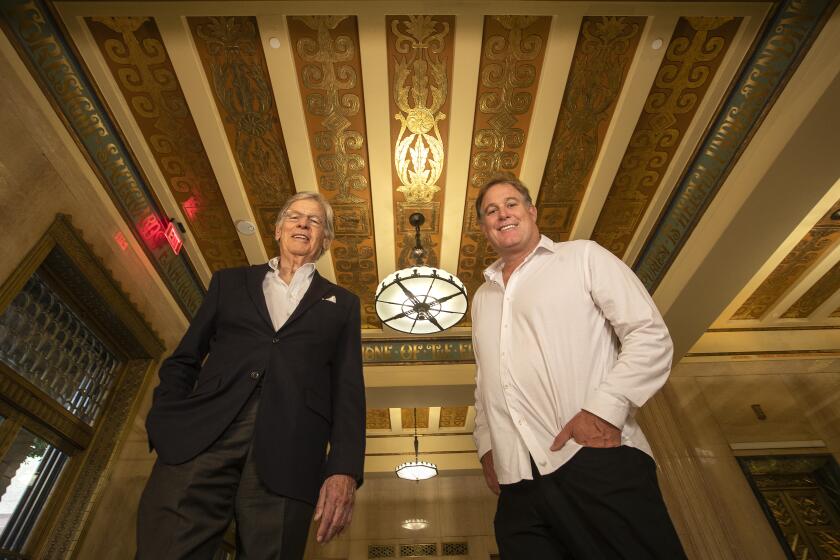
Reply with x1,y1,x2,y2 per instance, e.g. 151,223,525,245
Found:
537,16,646,242
387,15,454,268
590,17,741,258
86,17,248,272
188,16,297,256
288,16,379,327
456,16,551,301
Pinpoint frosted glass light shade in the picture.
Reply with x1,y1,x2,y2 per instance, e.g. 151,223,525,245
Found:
375,266,467,334
395,460,438,481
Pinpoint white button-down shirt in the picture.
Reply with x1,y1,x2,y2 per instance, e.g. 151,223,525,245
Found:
472,236,673,484
262,257,316,331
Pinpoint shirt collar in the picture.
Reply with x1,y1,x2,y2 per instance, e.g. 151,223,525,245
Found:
483,235,556,284
268,257,316,289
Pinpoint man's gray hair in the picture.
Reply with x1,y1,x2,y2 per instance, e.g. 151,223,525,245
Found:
474,174,534,220
276,191,335,258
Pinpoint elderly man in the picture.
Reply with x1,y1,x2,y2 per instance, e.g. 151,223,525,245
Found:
138,192,365,559
471,176,685,559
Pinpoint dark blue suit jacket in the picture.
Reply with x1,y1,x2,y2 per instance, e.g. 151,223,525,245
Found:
145,264,365,505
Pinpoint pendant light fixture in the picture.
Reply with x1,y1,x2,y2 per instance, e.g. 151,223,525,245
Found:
395,408,438,481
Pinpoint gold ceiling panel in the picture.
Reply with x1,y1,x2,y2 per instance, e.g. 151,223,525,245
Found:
537,16,646,241
366,408,391,430
781,261,840,318
733,202,840,320
439,406,468,428
387,15,455,268
287,16,379,327
456,16,552,299
590,17,742,257
188,16,296,256
401,407,429,429
86,17,248,272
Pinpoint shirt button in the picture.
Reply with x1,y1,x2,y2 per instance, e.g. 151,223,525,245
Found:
250,371,261,380
272,336,280,343
539,460,546,467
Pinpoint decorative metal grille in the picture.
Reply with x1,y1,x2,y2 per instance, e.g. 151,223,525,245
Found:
399,543,437,557
368,544,396,558
0,273,119,425
442,542,469,555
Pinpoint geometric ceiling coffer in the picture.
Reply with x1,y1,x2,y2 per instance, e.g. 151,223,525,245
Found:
439,406,468,428
733,201,840,320
634,0,837,292
401,407,429,429
1,0,204,317
189,16,297,256
86,16,249,272
366,408,392,430
456,16,552,301
287,16,380,328
591,17,741,258
387,15,456,269
537,16,647,242
782,260,840,318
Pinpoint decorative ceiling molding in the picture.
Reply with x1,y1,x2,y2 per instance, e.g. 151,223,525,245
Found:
401,406,429,429
537,16,646,242
439,406,468,428
591,16,741,257
86,16,248,272
634,0,837,292
386,15,455,269
733,202,840,320
188,16,296,257
782,259,840,318
456,15,551,301
366,408,391,430
0,0,205,317
287,15,380,328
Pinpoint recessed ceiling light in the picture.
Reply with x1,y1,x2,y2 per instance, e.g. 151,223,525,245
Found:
235,220,257,236
269,37,282,49
651,38,664,50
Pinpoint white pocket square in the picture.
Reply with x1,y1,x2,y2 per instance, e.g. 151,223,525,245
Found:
323,295,337,303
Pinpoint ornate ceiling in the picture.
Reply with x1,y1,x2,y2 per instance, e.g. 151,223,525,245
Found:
3,0,840,474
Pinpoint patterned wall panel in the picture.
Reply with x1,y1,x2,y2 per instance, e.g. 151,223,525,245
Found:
287,16,379,327
1,0,204,317
537,16,645,241
387,15,455,268
733,202,840,320
591,17,741,257
634,0,836,292
86,17,248,272
366,408,392,430
188,16,296,257
401,407,429,429
438,406,468,428
456,16,551,299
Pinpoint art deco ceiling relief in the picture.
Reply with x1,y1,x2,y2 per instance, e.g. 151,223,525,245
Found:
7,0,839,342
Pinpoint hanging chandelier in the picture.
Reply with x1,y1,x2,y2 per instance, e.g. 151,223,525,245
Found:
395,408,438,481
375,213,467,334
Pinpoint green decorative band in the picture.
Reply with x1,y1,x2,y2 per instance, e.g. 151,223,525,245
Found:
362,337,474,364
634,0,836,292
1,0,204,316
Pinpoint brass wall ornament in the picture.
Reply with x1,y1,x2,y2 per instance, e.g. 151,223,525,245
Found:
288,16,380,327
189,16,296,256
537,16,645,241
456,16,551,300
591,17,741,258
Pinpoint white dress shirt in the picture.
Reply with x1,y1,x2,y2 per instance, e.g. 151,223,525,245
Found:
472,236,673,484
263,257,316,331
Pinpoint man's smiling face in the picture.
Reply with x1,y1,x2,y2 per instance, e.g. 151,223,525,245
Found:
275,198,328,263
479,182,540,261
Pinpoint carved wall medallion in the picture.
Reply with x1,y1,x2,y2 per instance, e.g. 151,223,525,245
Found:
288,16,379,327
591,17,741,258
456,16,551,300
387,15,454,268
537,16,645,241
189,16,296,257
86,16,247,272
1,0,204,316
634,0,837,291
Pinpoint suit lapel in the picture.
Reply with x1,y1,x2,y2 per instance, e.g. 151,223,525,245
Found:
247,263,274,330
282,271,332,331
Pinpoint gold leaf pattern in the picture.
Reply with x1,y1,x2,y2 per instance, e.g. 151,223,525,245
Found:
401,407,429,429
439,406,468,428
366,408,391,430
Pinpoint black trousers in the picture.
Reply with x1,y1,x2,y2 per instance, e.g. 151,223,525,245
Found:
136,386,314,560
494,446,686,560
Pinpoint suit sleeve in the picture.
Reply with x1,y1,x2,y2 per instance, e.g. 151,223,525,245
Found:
581,242,673,429
324,295,366,486
153,271,221,404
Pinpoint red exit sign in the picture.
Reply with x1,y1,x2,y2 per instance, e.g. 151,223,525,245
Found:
164,221,183,255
